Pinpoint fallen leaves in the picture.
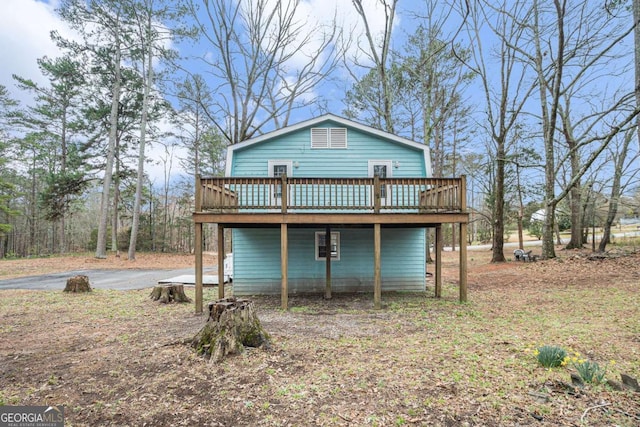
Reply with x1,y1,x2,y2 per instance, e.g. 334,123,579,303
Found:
0,248,638,425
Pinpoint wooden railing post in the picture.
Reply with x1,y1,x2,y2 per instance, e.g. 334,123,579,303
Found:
195,174,202,212
459,175,467,211
281,174,288,214
373,175,381,213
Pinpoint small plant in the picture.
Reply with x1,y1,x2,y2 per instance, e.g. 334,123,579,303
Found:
535,345,567,368
573,360,607,384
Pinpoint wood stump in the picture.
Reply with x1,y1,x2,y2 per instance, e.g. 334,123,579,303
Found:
64,275,92,293
192,297,270,363
149,284,192,303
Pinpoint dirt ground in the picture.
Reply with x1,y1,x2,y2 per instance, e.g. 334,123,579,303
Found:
1,248,639,426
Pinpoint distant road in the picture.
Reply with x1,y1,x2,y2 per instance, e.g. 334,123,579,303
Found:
0,267,207,291
466,229,640,252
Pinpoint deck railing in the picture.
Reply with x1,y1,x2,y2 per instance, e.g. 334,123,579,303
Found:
196,176,465,214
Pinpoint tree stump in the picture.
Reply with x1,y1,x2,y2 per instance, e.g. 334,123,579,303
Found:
149,284,192,303
192,297,270,363
64,275,92,293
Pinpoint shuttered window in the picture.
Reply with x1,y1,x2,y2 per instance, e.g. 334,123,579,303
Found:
311,128,347,148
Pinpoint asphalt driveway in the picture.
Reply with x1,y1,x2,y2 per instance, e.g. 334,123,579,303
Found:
0,268,204,291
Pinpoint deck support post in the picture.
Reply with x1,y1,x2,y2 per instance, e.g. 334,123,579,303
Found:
281,223,288,310
218,224,225,299
459,175,468,303
325,225,332,299
459,222,468,302
195,222,203,314
435,225,442,298
374,223,381,309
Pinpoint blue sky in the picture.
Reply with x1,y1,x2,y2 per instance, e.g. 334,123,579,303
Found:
0,0,402,181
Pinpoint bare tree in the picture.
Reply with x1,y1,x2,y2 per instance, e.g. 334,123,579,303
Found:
348,0,398,134
190,0,340,144
523,0,639,258
127,0,180,260
457,0,536,262
598,129,639,251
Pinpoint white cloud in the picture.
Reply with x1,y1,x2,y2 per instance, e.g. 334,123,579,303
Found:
309,0,399,63
0,0,180,182
0,0,75,103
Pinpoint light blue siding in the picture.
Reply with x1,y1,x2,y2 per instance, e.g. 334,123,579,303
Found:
231,121,427,178
229,117,429,295
232,227,426,295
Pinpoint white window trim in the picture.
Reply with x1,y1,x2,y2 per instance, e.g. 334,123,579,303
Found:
268,160,293,177
315,231,340,261
367,160,393,178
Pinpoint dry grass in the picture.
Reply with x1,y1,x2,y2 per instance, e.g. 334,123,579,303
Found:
0,249,639,426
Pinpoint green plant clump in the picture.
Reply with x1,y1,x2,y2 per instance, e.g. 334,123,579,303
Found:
536,345,567,368
573,360,606,384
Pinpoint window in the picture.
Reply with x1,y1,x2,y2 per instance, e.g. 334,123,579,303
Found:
315,231,340,260
311,127,347,148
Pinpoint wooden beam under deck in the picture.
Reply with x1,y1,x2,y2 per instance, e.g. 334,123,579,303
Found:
194,212,469,227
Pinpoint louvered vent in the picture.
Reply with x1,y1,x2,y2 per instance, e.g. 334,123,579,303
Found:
329,128,347,148
311,127,347,148
311,128,329,148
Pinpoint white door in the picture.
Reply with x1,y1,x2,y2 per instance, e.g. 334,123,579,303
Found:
368,160,392,206
268,160,292,206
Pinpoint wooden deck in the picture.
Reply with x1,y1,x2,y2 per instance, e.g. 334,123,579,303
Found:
193,176,469,312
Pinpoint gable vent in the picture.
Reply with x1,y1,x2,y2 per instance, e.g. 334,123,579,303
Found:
330,128,347,148
311,128,329,148
311,127,347,149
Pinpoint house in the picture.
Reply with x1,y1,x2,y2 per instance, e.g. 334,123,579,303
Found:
193,114,469,311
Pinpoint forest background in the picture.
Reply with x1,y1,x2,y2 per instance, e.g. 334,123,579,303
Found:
1,0,639,262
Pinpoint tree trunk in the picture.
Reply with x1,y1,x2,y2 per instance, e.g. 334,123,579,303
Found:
599,131,633,252
634,0,640,148
192,297,270,363
491,140,506,262
128,11,154,261
150,284,191,303
566,183,583,249
96,46,122,259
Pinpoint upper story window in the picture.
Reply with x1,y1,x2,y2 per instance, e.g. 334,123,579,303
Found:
311,127,347,149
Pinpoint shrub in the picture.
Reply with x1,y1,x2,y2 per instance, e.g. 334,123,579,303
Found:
573,360,606,384
528,221,543,240
536,345,567,368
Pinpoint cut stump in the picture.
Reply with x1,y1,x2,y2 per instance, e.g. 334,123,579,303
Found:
149,284,191,303
64,275,92,293
192,297,270,363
